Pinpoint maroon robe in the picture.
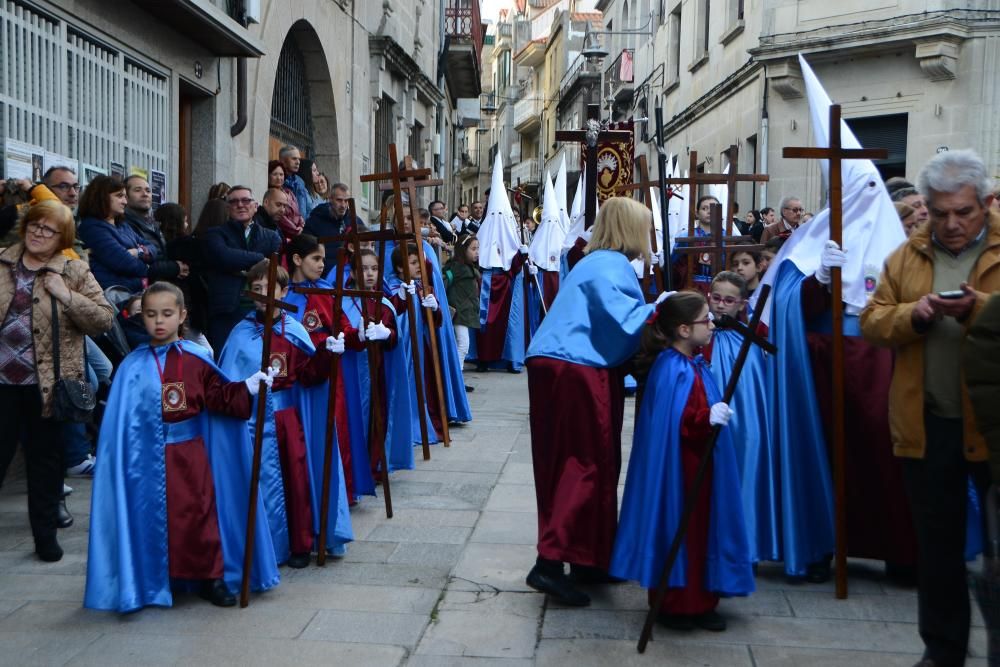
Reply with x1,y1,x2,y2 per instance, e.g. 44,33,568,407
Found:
801,276,917,565
269,329,334,554
476,252,527,362
527,356,624,569
653,371,719,615
160,346,252,579
566,236,587,273
540,270,560,312
392,281,445,438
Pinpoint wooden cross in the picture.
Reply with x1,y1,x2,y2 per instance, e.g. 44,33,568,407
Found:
614,155,666,298
555,103,632,229
782,104,888,601
638,285,777,652
672,203,762,287
240,253,298,607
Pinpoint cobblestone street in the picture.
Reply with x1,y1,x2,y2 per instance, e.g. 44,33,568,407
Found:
0,368,987,666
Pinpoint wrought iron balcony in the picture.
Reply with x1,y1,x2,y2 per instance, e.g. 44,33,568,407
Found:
444,0,484,99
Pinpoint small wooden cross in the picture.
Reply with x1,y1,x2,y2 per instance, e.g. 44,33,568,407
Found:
782,103,888,601
240,253,298,607
614,154,667,297
672,203,762,286
555,103,632,229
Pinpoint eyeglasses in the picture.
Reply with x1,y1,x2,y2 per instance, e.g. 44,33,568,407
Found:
26,222,59,238
783,206,805,213
690,312,716,326
227,197,254,206
709,293,743,306
50,183,81,192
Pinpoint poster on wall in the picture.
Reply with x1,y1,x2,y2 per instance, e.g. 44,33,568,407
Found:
3,138,45,181
43,151,77,177
149,170,166,211
109,161,125,178
81,164,107,188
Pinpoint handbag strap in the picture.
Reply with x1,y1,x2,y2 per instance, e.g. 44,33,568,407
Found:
50,294,61,380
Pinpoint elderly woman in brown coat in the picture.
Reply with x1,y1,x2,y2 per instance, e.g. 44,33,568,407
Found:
0,200,113,562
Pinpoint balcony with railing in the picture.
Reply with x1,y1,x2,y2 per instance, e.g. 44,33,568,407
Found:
512,82,542,134
444,0,484,99
511,157,541,187
606,48,635,102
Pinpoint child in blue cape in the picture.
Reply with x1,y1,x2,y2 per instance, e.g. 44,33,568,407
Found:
86,282,279,612
611,290,754,632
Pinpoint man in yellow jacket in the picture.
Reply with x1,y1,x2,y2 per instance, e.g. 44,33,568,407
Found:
861,148,1000,667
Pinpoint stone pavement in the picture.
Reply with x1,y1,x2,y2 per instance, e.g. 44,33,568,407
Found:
0,368,989,665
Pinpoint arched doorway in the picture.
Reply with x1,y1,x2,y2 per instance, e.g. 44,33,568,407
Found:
269,20,339,179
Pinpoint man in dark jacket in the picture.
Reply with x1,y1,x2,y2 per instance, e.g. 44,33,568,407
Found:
252,187,289,232
304,182,362,277
123,175,188,282
965,292,1000,482
202,185,282,356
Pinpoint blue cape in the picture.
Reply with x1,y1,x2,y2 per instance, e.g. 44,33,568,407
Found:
287,280,375,498
768,262,836,575
710,329,781,564
85,340,280,612
382,240,472,422
526,272,544,338
610,349,754,595
343,296,415,472
474,266,526,369
527,250,654,368
219,313,353,560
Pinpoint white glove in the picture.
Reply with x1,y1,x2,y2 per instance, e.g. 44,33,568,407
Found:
630,257,645,278
244,368,276,396
519,244,529,255
654,249,665,268
527,263,538,276
655,290,676,305
397,281,416,299
581,230,593,242
366,321,392,341
709,402,734,427
325,332,346,354
421,293,439,311
816,240,847,286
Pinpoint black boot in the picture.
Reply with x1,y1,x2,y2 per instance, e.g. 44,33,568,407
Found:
805,558,831,584
34,535,63,562
199,579,236,607
287,552,310,569
569,563,624,585
526,558,590,607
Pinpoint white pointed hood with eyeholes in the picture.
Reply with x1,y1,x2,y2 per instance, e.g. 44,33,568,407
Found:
752,54,906,326
478,153,521,271
529,171,566,272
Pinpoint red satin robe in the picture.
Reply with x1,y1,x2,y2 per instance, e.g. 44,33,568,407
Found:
391,279,445,438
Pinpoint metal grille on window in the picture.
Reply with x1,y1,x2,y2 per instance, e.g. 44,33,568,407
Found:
1,2,168,180
372,94,394,209
270,38,314,156
409,121,423,166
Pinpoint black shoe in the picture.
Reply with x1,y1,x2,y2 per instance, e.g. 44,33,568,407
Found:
464,385,475,393
475,362,488,373
526,564,590,607
569,563,625,585
34,535,63,562
506,363,522,374
694,610,727,632
885,562,917,588
805,560,831,584
57,499,73,529
656,613,695,631
199,579,236,607
287,552,310,569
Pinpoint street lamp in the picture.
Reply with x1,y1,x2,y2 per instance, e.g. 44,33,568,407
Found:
580,19,653,117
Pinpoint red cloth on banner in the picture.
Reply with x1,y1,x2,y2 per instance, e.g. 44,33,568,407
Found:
475,252,526,362
655,371,720,615
160,347,252,579
800,276,917,565
528,356,624,569
581,121,634,203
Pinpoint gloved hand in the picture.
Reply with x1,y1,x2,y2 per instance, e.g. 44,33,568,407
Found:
396,281,416,299
519,244,529,255
654,249,665,268
581,230,593,242
365,321,392,341
527,263,538,276
244,368,277,396
655,290,677,305
709,402,734,427
325,332,346,354
630,257,645,278
816,240,847,286
421,293,439,311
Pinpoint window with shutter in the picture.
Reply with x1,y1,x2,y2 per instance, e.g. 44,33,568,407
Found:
845,113,908,180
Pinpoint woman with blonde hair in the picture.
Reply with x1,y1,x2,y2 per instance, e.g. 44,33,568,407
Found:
524,196,668,607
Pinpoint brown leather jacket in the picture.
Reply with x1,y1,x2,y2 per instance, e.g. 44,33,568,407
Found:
0,243,114,417
860,212,1000,461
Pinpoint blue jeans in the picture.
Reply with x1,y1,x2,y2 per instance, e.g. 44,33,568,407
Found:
63,337,109,468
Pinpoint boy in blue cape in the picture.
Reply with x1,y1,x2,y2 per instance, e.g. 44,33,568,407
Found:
219,259,353,570
86,282,280,613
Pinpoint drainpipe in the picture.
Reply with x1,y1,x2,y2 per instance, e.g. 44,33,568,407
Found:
230,14,249,137
759,64,769,208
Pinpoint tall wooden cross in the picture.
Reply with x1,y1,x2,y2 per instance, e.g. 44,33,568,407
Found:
554,103,632,229
376,146,452,449
240,253,299,607
671,203,761,287
663,149,768,286
614,155,667,298
782,104,888,601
